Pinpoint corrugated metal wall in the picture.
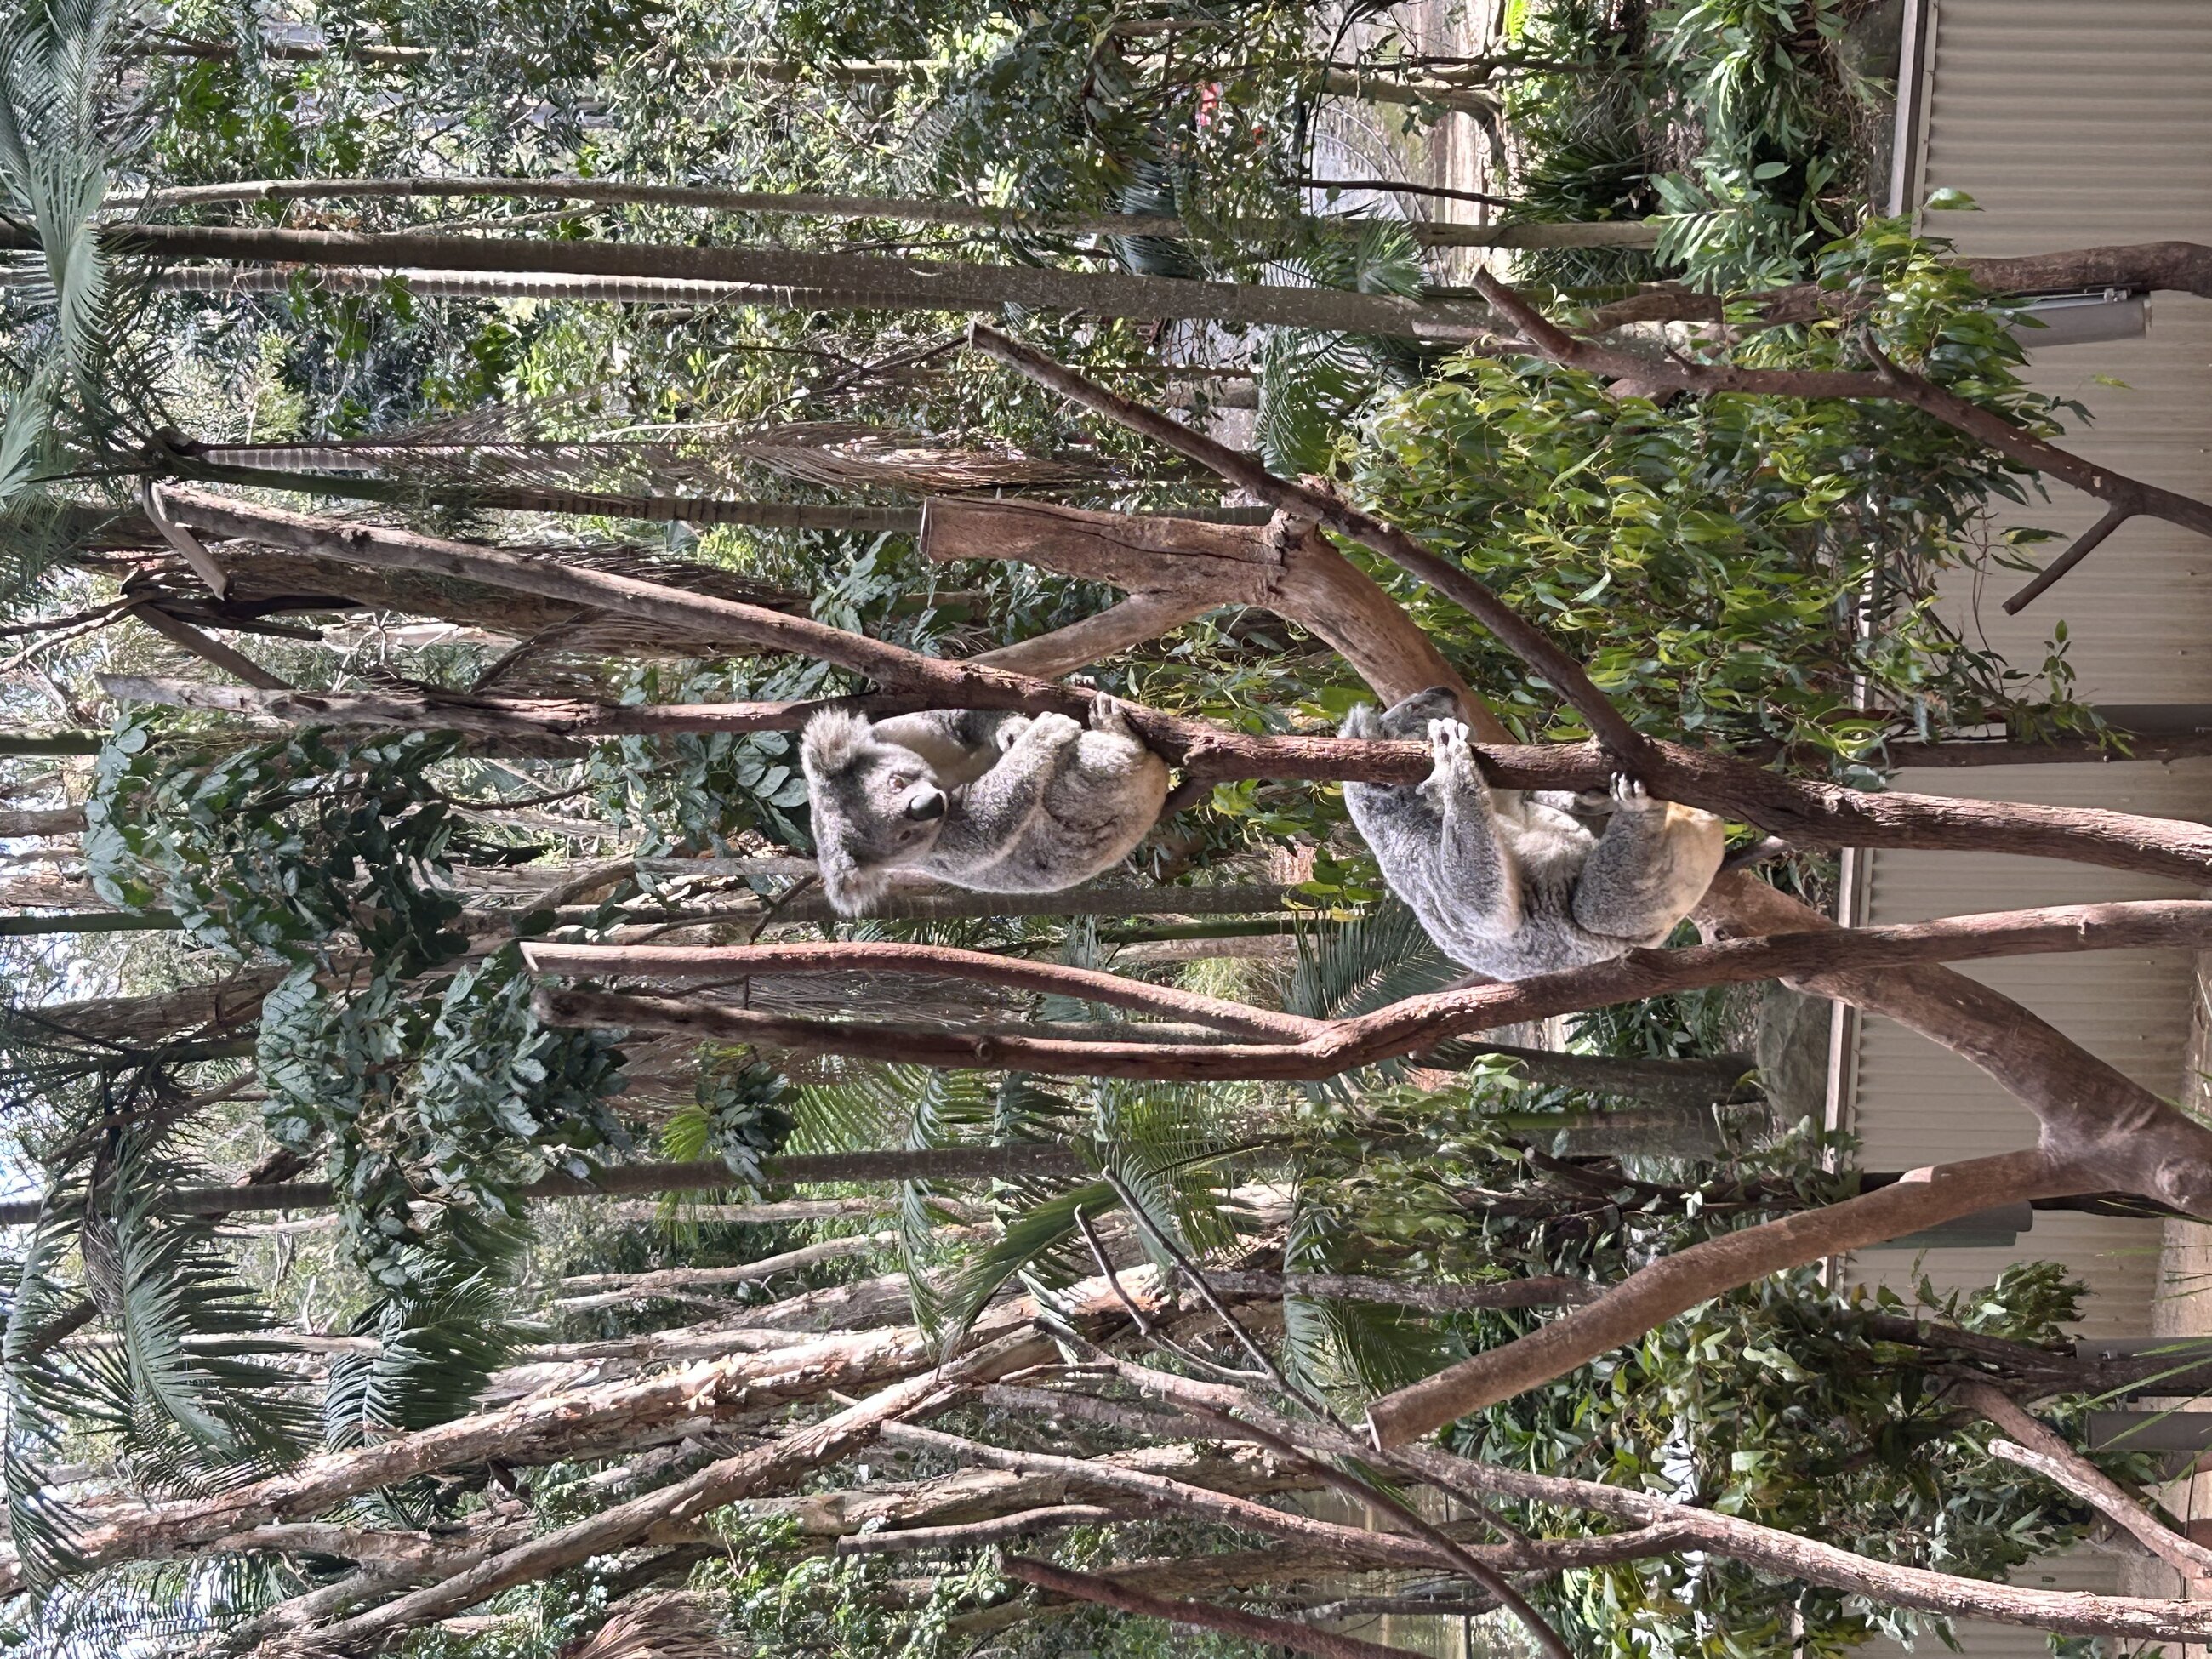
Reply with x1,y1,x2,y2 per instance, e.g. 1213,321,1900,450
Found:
1843,0,2212,1341
1901,0,2212,697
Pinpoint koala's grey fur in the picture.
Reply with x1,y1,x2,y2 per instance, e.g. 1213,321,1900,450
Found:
1340,687,1725,980
801,695,1170,915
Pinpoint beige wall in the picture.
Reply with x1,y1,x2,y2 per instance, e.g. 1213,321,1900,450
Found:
1840,0,2212,1343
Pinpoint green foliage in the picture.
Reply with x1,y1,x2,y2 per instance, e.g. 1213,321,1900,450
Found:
325,1258,531,1471
85,720,470,971
0,1127,313,1584
88,719,627,1290
1251,221,1436,476
1505,0,1878,289
0,0,162,610
0,1192,94,1587
586,660,821,854
88,1132,315,1488
1286,1092,2106,1652
1353,219,2093,766
664,1060,796,1186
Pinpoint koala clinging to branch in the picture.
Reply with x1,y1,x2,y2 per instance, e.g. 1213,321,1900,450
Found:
801,695,1170,915
1340,687,1725,980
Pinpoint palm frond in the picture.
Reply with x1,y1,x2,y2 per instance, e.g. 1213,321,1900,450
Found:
1278,1200,1452,1399
1256,219,1434,474
325,1269,529,1451
89,1132,313,1485
926,1175,1114,1351
0,1189,92,1587
1284,898,1462,1103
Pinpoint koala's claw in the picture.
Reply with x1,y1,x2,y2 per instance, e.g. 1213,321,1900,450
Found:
1610,772,1660,811
1086,692,1133,737
1427,717,1473,772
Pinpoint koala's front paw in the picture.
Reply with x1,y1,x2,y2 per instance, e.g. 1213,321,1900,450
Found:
994,715,1033,753
1610,772,1663,812
1427,716,1474,776
1086,692,1136,738
1025,711,1086,744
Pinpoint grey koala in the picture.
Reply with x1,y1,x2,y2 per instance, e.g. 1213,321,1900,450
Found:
1339,687,1725,980
801,694,1170,915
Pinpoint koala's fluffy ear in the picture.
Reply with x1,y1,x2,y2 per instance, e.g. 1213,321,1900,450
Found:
801,710,872,780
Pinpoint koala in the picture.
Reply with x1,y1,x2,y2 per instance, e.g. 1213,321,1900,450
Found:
1339,687,1725,980
801,694,1171,915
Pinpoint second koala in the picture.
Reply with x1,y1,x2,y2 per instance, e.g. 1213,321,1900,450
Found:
1340,687,1725,980
801,694,1170,915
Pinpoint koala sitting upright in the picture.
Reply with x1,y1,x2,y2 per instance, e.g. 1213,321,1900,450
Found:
1340,687,1725,980
801,694,1170,915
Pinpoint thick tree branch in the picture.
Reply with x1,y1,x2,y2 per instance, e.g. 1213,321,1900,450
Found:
1590,242,2212,334
534,900,2212,1099
518,940,1318,1040
0,1148,1089,1228
1363,1149,2078,1446
103,658,2212,892
966,324,1625,753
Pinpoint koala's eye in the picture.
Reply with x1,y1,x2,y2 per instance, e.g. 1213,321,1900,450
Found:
887,772,917,790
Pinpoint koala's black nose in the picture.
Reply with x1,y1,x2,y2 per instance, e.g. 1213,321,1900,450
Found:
904,790,946,822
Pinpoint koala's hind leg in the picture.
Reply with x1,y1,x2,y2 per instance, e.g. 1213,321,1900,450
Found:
1571,776,1726,944
1427,718,1523,934
869,709,1013,788
949,710,1086,846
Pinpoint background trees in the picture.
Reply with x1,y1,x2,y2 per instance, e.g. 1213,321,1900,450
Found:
2,1,2207,1656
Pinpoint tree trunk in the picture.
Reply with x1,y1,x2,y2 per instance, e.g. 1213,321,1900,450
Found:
0,805,87,837
51,223,1508,340
130,175,1653,252
0,1148,1089,1227
0,732,101,756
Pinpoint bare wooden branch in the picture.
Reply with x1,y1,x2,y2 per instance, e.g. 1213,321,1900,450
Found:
100,670,2212,891
1592,242,2212,334
133,606,289,690
121,173,1559,252
69,220,1512,340
0,1147,1089,1228
1203,1270,1600,1312
1001,1555,1430,1659
1957,1380,2212,1586
832,1505,1120,1554
1466,270,2212,567
2003,503,2134,613
534,900,2212,1090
